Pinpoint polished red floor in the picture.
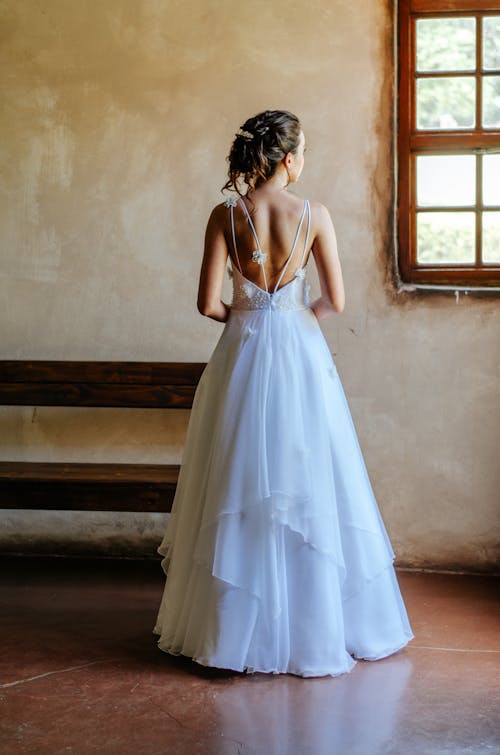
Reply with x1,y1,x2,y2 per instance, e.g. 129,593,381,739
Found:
1,556,498,754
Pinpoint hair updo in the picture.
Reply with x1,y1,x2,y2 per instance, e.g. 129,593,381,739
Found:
221,109,302,202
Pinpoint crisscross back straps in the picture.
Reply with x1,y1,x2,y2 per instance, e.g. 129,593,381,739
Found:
273,199,308,293
229,203,243,273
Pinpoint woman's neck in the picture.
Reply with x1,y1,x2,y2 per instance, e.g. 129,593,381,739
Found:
249,176,289,196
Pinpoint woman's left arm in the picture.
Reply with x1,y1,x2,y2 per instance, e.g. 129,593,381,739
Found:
197,204,231,323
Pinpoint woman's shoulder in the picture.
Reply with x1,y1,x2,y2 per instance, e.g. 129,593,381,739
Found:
282,195,331,218
208,196,243,223
208,194,331,221
306,198,331,214
289,197,333,228
206,198,235,225
306,200,335,230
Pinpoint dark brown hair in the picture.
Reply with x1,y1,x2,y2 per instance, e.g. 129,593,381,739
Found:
221,110,302,203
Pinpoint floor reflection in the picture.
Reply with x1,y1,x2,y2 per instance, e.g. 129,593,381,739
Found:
214,653,414,754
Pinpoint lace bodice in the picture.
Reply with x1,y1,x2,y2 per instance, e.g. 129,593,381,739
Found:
230,262,311,311
224,194,312,313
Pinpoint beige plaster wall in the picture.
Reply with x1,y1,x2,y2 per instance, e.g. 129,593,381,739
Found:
1,0,498,570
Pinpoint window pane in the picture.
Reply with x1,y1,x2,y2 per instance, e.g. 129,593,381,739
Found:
483,16,500,71
482,76,500,128
416,212,475,264
416,77,475,129
483,155,500,206
416,17,476,72
416,155,475,207
483,212,500,263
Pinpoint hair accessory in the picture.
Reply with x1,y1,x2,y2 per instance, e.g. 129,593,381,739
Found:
237,129,254,140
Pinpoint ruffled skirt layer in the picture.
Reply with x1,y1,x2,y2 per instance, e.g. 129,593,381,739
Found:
153,306,414,677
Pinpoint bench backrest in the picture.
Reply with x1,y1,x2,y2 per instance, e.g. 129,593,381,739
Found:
0,361,206,408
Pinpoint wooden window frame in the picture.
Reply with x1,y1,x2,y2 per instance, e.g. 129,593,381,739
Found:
397,0,500,288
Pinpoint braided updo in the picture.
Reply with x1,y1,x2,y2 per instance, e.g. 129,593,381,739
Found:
221,110,302,202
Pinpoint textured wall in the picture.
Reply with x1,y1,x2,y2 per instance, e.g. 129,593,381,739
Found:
1,0,499,570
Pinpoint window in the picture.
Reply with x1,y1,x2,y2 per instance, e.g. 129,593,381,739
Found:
398,0,500,287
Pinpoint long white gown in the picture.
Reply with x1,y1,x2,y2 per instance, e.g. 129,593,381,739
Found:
152,195,414,677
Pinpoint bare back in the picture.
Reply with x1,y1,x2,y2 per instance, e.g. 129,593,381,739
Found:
224,191,313,293
198,187,345,320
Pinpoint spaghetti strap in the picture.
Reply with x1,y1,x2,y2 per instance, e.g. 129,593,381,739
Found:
273,199,308,293
295,199,311,273
238,197,308,294
238,198,269,292
238,198,263,255
229,204,243,274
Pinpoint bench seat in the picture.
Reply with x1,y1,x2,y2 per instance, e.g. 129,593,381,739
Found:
0,461,179,512
0,360,205,513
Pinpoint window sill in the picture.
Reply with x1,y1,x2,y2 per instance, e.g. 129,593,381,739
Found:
396,281,500,299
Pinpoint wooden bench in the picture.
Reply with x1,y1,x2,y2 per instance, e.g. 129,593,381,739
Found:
0,360,206,513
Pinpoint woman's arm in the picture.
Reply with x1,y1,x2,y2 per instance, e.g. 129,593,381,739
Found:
197,204,231,323
309,203,345,320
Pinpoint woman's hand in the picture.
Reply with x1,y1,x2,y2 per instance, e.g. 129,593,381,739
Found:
310,296,337,322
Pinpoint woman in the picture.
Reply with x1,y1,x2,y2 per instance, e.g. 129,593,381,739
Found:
153,109,414,677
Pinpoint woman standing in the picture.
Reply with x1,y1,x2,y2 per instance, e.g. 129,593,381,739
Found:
153,109,414,677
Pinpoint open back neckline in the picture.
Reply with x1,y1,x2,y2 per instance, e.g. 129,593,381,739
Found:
232,260,303,297
228,196,311,295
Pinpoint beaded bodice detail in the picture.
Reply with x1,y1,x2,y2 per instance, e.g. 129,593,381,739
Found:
231,264,311,311
225,195,312,313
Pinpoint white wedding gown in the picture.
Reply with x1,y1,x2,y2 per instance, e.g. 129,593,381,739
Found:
152,195,414,677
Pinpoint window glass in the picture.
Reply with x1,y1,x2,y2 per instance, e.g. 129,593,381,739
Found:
482,16,500,71
416,155,476,206
416,77,476,130
483,155,500,205
416,212,476,264
482,76,500,128
416,17,476,71
483,212,500,262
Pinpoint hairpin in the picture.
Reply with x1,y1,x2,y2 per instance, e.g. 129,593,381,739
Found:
237,129,254,140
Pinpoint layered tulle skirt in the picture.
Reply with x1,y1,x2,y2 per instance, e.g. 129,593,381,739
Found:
152,304,414,676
